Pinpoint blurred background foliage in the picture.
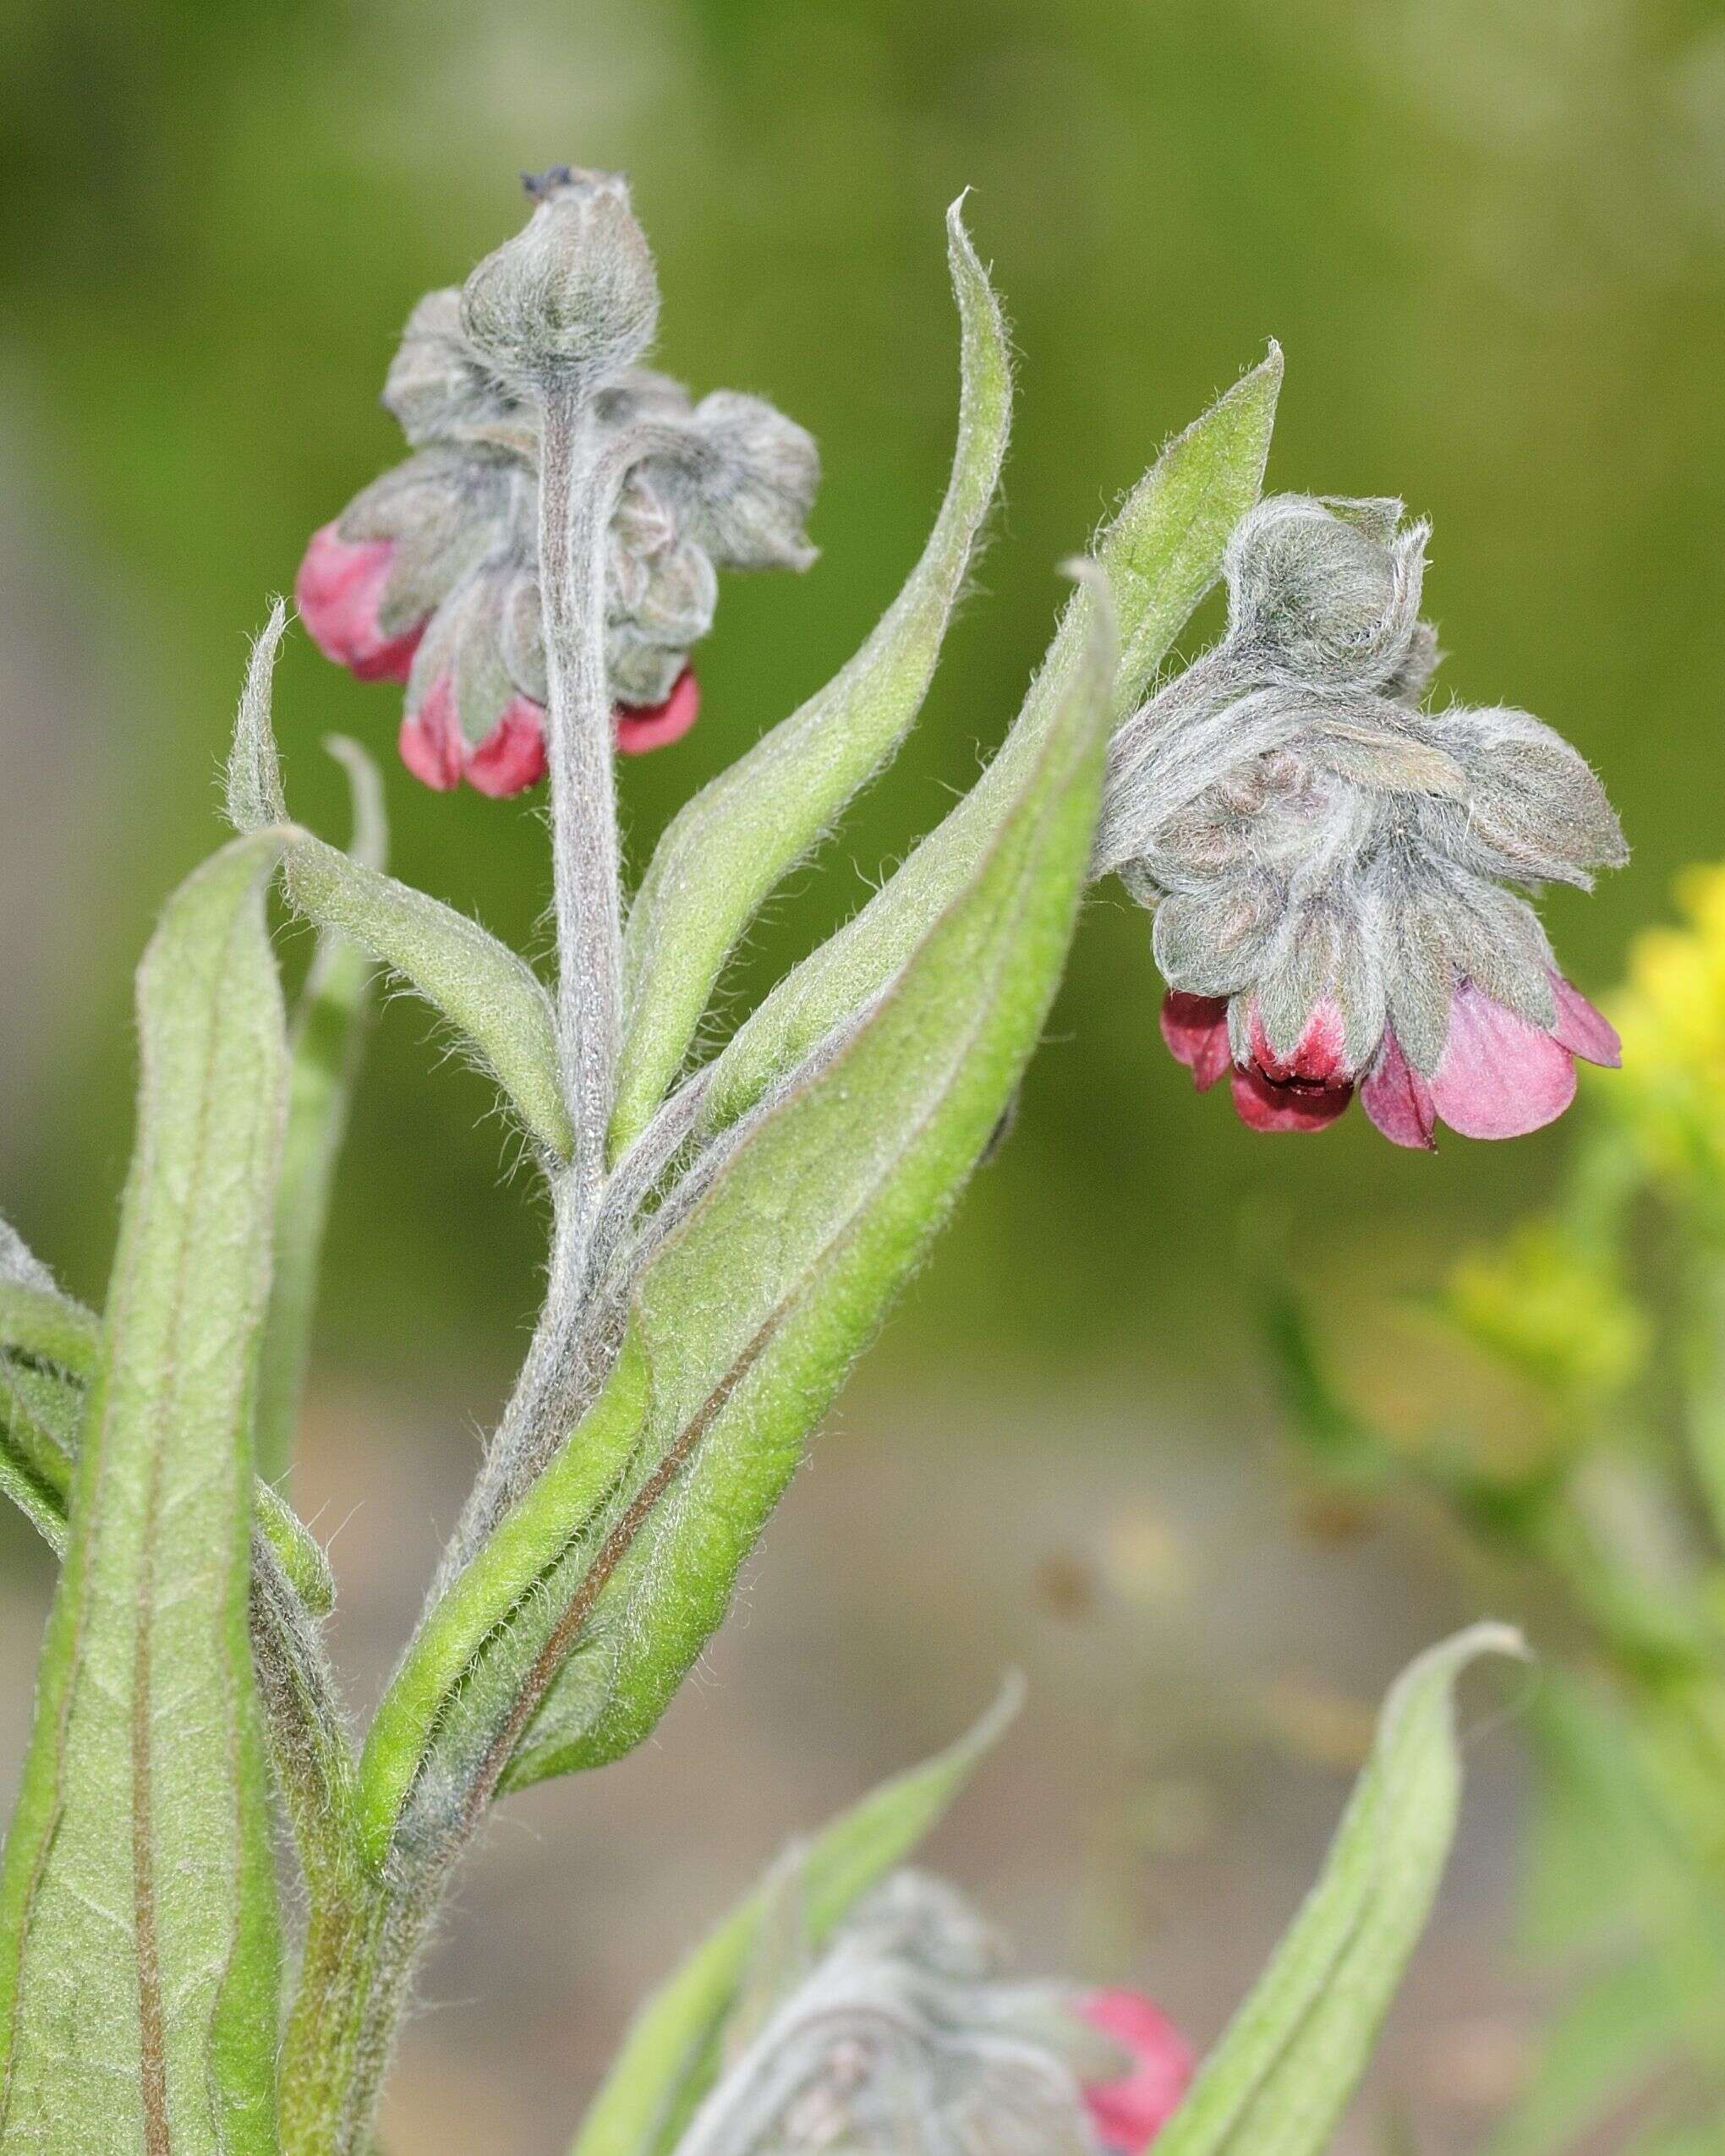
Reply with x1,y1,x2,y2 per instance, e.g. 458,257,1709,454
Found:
3,3,1724,2149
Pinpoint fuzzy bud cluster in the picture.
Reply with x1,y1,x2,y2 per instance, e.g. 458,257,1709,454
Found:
295,168,818,795
673,1872,1190,2154
1094,495,1628,1145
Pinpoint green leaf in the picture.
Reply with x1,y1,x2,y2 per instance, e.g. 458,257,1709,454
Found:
568,1679,1022,2156
0,1293,332,1616
1102,342,1281,723
255,736,387,1486
699,347,1280,1135
364,575,1114,1858
1153,1623,1525,2156
0,834,288,2154
0,1280,101,1381
227,606,573,1164
610,197,1013,1157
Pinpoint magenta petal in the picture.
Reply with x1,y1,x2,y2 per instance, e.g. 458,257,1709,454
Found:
466,696,548,797
296,523,424,681
1230,1064,1354,1133
397,677,465,791
1159,992,1232,1092
615,667,700,755
1549,972,1622,1069
1428,982,1577,1138
1078,1989,1194,2153
1361,1031,1437,1150
1248,996,1348,1084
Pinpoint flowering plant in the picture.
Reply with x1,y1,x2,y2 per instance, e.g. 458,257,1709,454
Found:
0,168,1622,2154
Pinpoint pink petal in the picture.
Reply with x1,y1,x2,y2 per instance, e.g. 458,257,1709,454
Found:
1549,971,1621,1069
615,666,700,754
397,677,465,792
466,696,549,797
1229,1064,1354,1133
1078,1989,1194,2152
1428,981,1577,1139
1159,992,1232,1092
296,523,424,682
1248,997,1348,1084
1360,1031,1437,1150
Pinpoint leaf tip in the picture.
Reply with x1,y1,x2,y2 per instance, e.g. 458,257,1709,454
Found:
227,603,291,835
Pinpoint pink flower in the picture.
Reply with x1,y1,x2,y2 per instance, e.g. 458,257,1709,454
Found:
295,523,426,684
398,679,548,798
615,666,700,755
395,668,701,797
1161,974,1618,1146
1077,1989,1193,2151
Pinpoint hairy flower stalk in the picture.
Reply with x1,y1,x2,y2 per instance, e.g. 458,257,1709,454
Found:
1094,495,1628,1142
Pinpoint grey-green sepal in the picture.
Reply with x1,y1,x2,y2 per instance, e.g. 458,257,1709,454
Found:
227,605,573,1162
609,197,1013,1157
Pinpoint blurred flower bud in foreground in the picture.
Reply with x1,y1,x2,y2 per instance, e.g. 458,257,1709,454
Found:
672,1871,1188,2154
296,169,817,796
1096,495,1627,1144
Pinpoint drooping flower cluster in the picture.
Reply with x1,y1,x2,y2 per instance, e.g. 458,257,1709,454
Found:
671,1872,1191,2155
1093,495,1627,1144
296,169,819,795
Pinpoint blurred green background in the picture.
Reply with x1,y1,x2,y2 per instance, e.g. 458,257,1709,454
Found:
2,2,1722,2148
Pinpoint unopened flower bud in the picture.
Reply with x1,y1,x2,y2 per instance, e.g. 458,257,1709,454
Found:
295,524,425,683
460,166,659,388
399,567,547,797
383,289,514,446
664,391,820,571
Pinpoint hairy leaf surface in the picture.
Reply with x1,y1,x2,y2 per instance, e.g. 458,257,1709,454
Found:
610,200,1013,1156
1153,1624,1523,2156
363,579,1114,1858
0,835,288,2155
227,608,572,1163
701,347,1280,1133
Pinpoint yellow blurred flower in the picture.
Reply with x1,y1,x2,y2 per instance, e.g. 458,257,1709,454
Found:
1604,863,1725,1191
1444,1219,1649,1399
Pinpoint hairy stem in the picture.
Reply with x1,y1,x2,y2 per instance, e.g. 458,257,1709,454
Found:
539,386,625,1247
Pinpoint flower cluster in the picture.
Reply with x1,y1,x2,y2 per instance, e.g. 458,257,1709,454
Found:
1095,495,1628,1144
296,168,819,796
673,1873,1191,2154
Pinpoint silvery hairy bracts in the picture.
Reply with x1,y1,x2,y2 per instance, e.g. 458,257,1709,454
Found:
296,168,819,795
1093,494,1627,1145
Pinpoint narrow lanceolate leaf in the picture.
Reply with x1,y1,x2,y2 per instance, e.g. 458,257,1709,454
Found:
1153,1624,1525,2156
609,197,1013,1157
255,736,387,1486
1102,343,1280,723
0,834,288,2155
361,582,1114,1863
228,606,572,1164
699,348,1281,1135
569,1681,1022,2156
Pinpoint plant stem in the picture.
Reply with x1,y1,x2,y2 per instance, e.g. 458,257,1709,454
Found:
539,385,626,1252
